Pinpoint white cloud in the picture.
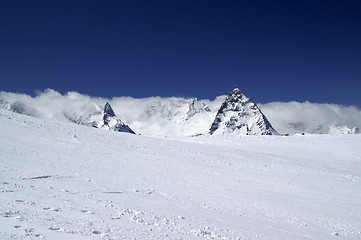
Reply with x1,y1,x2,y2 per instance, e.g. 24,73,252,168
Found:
259,101,361,134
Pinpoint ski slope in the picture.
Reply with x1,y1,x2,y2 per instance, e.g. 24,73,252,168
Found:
1,109,361,239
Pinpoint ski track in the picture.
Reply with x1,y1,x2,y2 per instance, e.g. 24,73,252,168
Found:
0,109,361,239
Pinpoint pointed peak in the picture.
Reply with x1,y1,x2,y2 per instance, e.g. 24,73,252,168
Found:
209,88,278,135
231,88,241,94
227,88,245,102
100,102,135,134
189,98,198,107
104,102,116,117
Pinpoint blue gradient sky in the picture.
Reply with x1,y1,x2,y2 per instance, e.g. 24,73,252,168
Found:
1,1,360,107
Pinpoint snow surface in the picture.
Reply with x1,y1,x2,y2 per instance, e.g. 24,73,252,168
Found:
1,108,361,239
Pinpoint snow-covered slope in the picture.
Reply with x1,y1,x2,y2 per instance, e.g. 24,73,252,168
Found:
1,108,361,239
210,88,278,135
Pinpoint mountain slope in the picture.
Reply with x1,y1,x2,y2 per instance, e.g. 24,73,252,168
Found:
1,109,361,239
210,88,278,135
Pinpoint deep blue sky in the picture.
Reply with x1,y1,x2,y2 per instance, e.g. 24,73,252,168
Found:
1,1,360,106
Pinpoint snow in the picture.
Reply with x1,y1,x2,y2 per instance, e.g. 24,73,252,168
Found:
1,108,361,239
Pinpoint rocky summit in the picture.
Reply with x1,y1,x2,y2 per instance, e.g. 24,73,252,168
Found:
99,102,135,134
209,88,278,135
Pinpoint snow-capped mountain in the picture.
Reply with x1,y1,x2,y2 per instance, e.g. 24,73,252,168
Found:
209,88,278,135
185,98,211,120
0,99,38,116
91,102,135,134
63,102,135,134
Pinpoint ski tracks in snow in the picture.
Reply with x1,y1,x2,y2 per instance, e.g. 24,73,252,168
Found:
0,172,238,239
1,110,361,239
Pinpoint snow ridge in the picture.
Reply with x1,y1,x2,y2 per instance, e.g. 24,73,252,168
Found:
210,88,278,135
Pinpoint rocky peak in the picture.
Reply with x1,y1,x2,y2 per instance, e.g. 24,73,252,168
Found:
209,88,278,135
228,88,242,101
100,102,135,134
104,102,116,117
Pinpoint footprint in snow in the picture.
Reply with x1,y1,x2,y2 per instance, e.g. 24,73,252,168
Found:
80,209,95,214
103,191,124,194
48,226,61,231
135,189,155,194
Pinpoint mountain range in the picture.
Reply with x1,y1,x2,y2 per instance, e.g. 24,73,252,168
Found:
0,88,360,136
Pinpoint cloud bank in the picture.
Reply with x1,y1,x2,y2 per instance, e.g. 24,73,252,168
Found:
1,89,360,136
259,102,361,134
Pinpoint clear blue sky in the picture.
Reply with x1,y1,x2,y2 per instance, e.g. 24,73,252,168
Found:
1,1,360,107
